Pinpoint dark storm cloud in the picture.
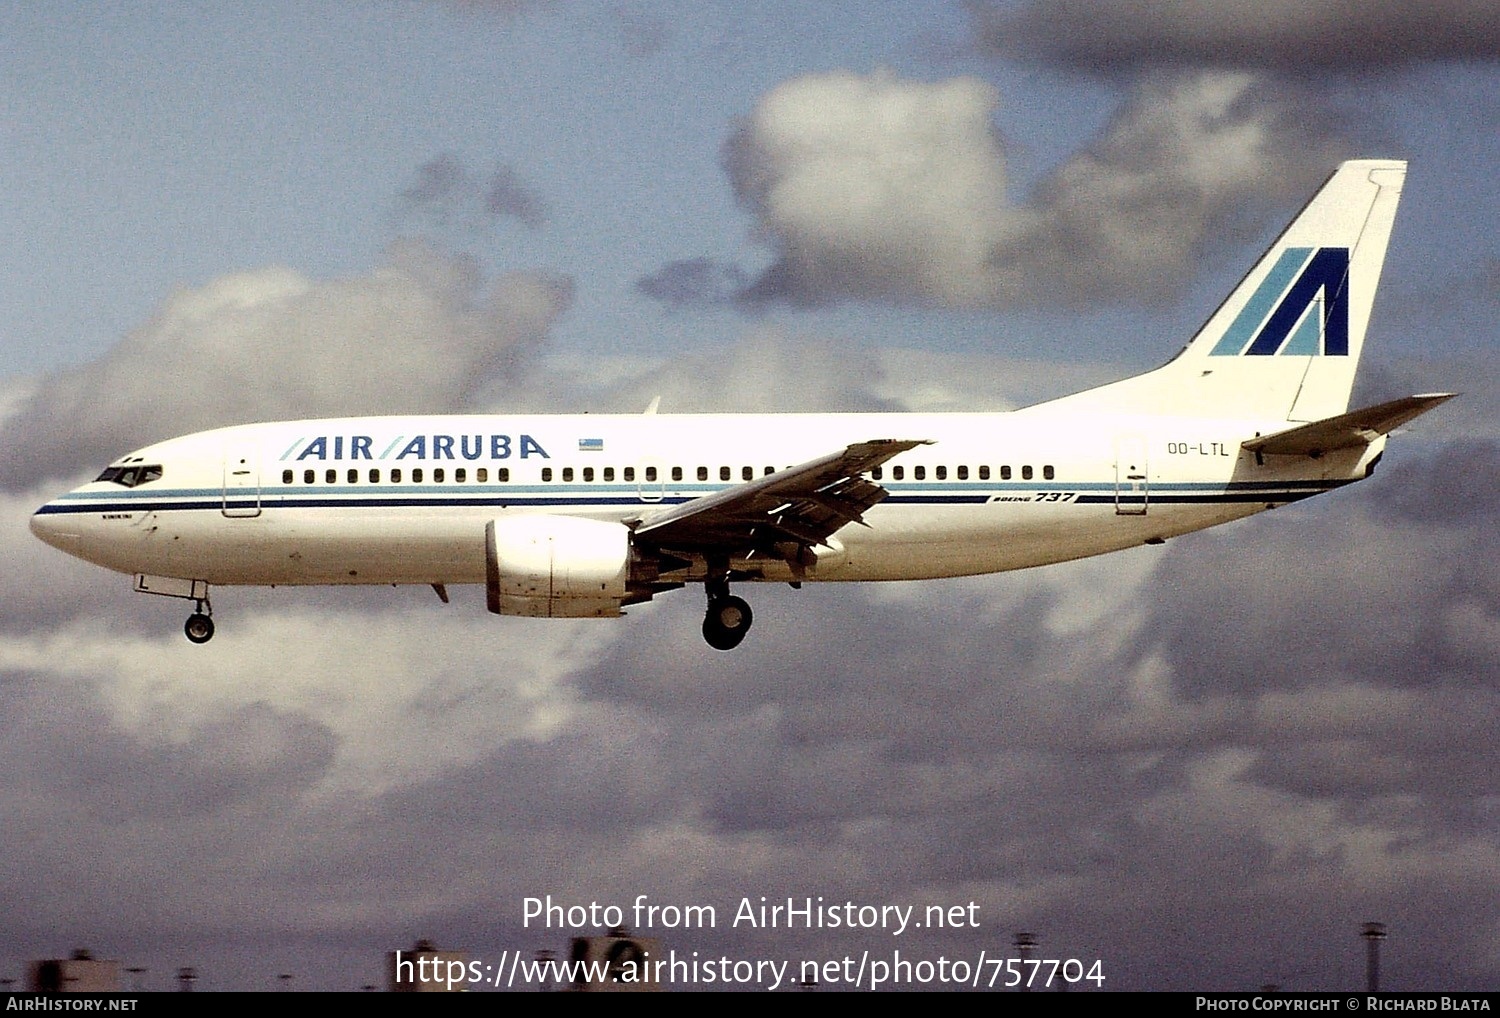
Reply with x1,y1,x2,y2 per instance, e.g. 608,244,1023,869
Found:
0,243,571,488
4,683,335,821
635,257,750,309
1113,437,1500,702
720,69,1344,311
398,153,548,234
1243,699,1500,806
483,166,548,229
973,0,1500,73
1372,439,1500,524
0,673,338,949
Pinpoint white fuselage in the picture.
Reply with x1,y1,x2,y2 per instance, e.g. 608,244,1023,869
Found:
29,407,1378,590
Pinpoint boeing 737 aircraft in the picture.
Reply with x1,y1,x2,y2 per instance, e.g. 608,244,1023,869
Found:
32,160,1452,649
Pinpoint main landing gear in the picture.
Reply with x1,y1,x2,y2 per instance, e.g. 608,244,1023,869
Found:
702,576,753,651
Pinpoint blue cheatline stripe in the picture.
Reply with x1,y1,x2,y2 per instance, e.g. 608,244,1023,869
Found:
35,481,1349,516
46,476,1343,503
1074,490,1329,505
1210,247,1310,356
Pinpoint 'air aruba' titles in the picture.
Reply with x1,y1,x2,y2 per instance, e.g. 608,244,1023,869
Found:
284,434,551,462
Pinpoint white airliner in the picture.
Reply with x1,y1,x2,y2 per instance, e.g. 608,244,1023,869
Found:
32,160,1452,649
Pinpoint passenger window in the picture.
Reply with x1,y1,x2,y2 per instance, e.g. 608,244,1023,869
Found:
304,469,315,484
741,466,752,481
496,468,508,482
433,468,444,483
1000,466,1011,480
936,465,947,480
979,465,990,481
562,467,573,482
697,466,708,481
957,465,968,480
671,467,682,481
413,468,424,483
455,468,466,483
764,466,774,476
645,467,656,482
1022,465,1033,480
892,466,904,480
347,469,358,483
604,467,615,482
370,469,380,483
326,469,337,484
624,467,636,482
475,467,486,482
872,467,883,480
717,466,728,481
1043,465,1054,480
914,466,926,481
391,468,402,483
583,467,594,482
282,469,293,484
542,468,552,482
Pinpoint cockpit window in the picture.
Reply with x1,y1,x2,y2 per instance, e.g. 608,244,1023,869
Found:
95,464,163,488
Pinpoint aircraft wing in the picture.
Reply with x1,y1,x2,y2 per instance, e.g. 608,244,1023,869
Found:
1244,393,1456,457
630,439,928,555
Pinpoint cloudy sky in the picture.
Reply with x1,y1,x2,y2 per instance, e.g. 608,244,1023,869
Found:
2,1,1497,992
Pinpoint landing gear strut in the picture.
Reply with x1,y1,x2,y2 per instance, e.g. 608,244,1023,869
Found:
132,577,217,644
702,576,753,651
184,599,214,644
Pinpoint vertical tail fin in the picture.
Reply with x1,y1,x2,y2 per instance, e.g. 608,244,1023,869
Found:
1043,160,1406,422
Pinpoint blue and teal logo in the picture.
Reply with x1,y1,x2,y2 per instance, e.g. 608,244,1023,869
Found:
1210,247,1350,357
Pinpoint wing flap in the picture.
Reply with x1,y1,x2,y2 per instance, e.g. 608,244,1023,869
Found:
633,438,927,553
1244,393,1456,457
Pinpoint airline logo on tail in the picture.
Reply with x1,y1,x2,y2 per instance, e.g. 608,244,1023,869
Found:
1210,247,1350,357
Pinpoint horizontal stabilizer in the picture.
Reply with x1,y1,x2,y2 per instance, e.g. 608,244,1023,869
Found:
1243,393,1456,457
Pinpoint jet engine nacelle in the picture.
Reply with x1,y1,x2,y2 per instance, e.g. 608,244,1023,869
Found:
486,515,631,618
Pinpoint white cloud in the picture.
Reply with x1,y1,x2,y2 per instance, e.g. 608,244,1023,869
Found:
725,70,1016,306
0,242,572,488
724,69,1342,309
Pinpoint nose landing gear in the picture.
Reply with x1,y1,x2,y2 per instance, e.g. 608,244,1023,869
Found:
184,599,214,644
702,577,753,651
132,576,218,644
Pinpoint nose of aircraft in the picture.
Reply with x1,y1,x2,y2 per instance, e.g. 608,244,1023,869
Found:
30,503,81,551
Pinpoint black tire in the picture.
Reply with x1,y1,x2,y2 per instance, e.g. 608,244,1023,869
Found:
702,595,752,651
184,613,215,644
